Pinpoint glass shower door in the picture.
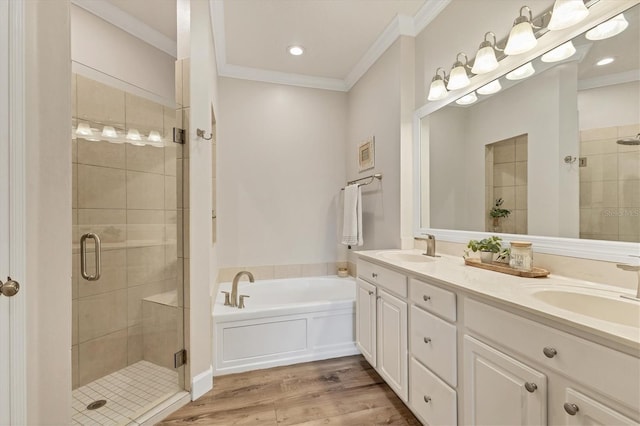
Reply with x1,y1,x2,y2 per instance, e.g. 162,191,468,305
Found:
71,73,185,424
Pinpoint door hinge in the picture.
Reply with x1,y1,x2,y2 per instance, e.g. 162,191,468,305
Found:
173,127,185,144
174,349,187,368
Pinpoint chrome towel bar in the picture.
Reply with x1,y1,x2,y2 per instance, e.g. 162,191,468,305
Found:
341,173,382,190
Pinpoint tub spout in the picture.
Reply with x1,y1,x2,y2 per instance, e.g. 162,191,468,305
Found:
231,271,254,307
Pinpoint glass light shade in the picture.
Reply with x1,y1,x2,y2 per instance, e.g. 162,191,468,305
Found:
101,126,118,138
75,122,93,136
447,65,470,90
548,0,589,31
586,14,628,41
541,41,576,63
126,128,142,141
456,92,477,105
471,46,499,75
504,21,537,55
427,78,448,101
147,130,162,142
506,62,535,80
477,80,502,95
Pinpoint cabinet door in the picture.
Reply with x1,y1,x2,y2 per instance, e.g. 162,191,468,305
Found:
378,288,408,402
356,278,377,366
464,336,547,426
562,388,637,425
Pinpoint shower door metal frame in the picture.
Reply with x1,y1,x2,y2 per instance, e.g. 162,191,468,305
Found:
0,0,27,424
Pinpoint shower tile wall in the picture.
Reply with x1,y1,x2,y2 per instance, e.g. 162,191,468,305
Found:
485,135,528,235
580,124,640,242
72,74,183,388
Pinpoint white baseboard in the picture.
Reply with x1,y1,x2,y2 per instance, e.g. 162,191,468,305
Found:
191,365,213,401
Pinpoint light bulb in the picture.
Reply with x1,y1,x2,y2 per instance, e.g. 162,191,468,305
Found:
548,0,589,31
101,126,118,138
541,41,576,63
596,57,614,66
288,45,305,56
586,14,628,41
477,80,502,95
126,128,142,141
506,62,535,80
456,92,477,105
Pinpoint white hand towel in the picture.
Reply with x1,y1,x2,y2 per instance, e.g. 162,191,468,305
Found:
341,184,363,246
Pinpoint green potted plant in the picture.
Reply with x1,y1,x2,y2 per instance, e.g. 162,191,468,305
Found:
466,236,503,263
489,198,511,231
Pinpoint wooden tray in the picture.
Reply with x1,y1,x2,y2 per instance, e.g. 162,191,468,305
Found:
464,258,550,278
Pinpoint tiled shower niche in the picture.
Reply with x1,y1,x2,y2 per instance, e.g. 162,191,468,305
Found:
71,73,184,389
485,135,528,235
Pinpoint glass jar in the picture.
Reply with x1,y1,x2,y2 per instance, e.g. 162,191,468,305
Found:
510,241,533,271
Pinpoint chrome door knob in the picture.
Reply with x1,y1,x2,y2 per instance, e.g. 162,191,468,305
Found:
0,277,20,297
543,347,558,358
563,403,579,416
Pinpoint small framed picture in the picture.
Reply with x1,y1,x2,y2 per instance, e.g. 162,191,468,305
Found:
358,136,375,172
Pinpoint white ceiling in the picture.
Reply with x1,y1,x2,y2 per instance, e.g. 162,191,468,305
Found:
106,0,177,40
222,0,424,80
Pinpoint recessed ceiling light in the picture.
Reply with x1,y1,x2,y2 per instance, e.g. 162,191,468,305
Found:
596,57,615,66
288,45,305,56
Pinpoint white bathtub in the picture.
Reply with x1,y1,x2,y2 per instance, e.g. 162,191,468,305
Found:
212,276,359,375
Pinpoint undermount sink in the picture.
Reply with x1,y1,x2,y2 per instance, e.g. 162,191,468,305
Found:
379,251,437,263
530,288,640,328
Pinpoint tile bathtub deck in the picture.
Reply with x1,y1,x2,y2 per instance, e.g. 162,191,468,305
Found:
72,360,180,425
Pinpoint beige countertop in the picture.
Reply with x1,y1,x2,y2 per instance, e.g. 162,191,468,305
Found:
355,249,640,353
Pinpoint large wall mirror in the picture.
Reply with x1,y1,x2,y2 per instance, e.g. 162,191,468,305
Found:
414,0,640,262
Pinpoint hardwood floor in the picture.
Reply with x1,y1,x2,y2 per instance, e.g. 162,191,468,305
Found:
159,355,421,425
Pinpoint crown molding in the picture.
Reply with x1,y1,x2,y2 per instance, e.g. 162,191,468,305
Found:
219,63,348,92
209,0,450,92
412,0,452,37
578,69,640,91
71,0,177,58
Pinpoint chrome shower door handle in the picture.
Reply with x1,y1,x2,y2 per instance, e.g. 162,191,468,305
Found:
80,233,102,281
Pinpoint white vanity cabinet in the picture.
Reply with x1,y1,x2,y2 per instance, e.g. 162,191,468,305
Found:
356,260,408,402
464,298,640,425
408,278,458,425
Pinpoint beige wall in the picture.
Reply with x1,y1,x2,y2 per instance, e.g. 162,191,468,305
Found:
217,77,348,268
25,0,72,423
71,4,176,103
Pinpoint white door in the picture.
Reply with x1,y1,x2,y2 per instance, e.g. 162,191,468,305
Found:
377,288,408,402
464,335,547,426
356,278,377,366
0,0,11,422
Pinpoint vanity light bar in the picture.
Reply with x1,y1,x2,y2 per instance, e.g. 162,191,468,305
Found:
427,0,592,102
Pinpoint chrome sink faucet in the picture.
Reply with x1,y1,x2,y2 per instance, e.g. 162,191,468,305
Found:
415,234,436,257
231,271,254,307
617,255,640,301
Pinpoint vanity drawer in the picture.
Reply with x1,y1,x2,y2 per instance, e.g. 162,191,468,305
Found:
464,298,640,410
410,306,457,387
410,278,456,322
357,259,407,298
409,357,457,426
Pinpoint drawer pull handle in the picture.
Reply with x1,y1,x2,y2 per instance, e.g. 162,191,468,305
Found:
368,290,374,296
423,295,431,301
563,403,579,416
372,272,378,278
543,347,558,358
524,382,537,393
424,337,432,344
423,396,431,403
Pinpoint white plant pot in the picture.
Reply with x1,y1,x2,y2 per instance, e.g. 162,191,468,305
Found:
480,251,494,264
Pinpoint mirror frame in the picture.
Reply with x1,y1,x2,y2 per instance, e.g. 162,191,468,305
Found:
413,0,640,263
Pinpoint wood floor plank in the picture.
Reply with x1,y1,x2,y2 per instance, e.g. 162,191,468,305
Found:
159,355,421,426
